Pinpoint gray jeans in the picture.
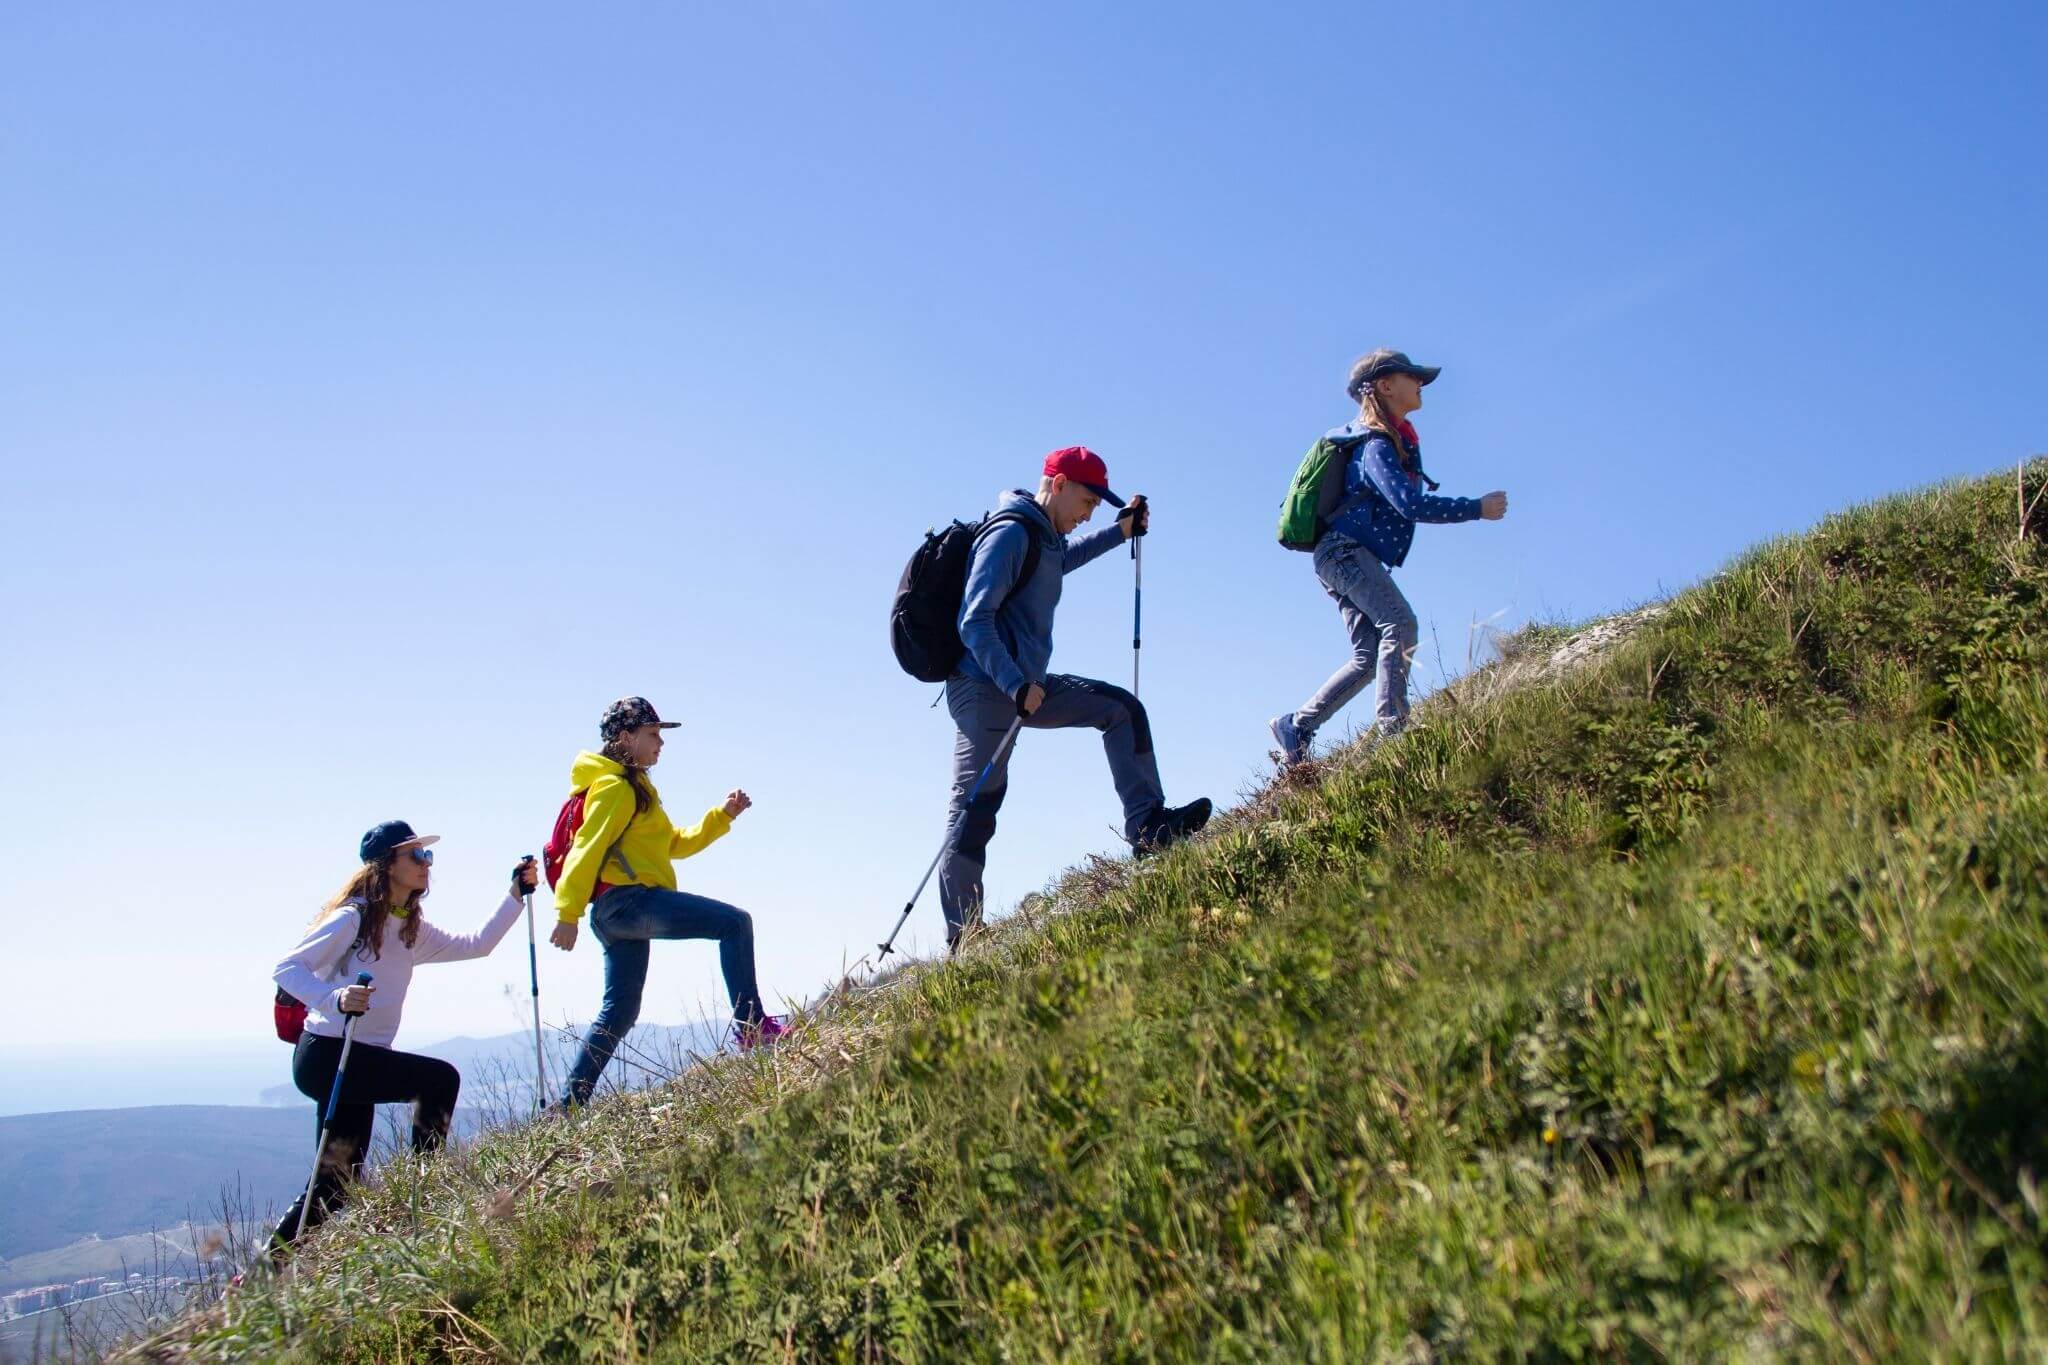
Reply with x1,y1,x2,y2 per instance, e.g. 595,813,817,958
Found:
937,673,1164,945
1292,532,1419,739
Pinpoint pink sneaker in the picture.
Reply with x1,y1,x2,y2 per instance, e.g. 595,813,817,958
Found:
735,1014,789,1052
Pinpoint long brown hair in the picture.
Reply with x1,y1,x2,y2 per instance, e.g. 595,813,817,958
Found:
602,736,657,816
306,854,423,962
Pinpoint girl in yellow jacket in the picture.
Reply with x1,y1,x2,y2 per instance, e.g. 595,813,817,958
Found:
550,695,784,1106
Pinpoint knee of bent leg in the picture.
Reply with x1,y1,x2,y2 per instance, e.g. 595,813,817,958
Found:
1087,681,1142,726
1091,682,1155,755
424,1057,461,1108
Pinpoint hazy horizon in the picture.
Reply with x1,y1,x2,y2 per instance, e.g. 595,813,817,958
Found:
0,1017,726,1117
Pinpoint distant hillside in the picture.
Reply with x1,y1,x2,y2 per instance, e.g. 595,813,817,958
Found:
0,1108,307,1272
2,1023,728,1276
146,463,2048,1360
1,1225,211,1293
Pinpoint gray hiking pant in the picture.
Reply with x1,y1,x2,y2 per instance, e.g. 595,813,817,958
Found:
1293,531,1419,739
938,673,1164,946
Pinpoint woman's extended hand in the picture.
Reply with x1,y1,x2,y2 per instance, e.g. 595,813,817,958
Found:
550,921,579,952
511,855,539,898
337,983,375,1015
1480,491,1508,521
723,790,753,820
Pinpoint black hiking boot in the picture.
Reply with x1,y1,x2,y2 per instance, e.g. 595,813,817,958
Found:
1135,797,1212,855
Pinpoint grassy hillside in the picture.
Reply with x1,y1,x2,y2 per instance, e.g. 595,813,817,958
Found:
142,464,2047,1362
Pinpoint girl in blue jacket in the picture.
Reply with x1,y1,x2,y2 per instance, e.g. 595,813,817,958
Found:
1271,350,1507,765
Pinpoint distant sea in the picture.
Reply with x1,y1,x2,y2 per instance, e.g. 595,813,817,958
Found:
0,1019,728,1117
0,1042,287,1117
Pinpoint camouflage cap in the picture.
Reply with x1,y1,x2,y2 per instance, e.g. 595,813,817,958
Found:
600,696,681,741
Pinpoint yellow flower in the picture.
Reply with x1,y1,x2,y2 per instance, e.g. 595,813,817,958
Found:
1542,1127,1558,1144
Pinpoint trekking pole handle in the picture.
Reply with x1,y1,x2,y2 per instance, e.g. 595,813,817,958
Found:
339,971,373,1017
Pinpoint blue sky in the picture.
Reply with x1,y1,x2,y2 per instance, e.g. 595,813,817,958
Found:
3,3,2043,1090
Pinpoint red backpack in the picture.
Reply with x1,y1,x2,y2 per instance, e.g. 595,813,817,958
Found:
274,897,368,1043
543,789,629,903
274,988,307,1043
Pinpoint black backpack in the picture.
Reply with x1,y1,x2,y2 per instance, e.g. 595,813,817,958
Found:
890,509,1043,682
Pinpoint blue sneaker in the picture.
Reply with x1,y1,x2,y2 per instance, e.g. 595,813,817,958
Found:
1270,713,1309,767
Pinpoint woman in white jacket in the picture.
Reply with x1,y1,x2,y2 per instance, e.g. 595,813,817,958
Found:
269,819,534,1253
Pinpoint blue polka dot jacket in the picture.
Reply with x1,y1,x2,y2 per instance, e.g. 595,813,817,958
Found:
1324,420,1483,568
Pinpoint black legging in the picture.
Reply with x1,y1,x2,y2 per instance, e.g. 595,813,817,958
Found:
269,1031,461,1251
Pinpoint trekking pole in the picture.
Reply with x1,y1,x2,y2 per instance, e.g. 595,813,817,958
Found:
1130,533,1143,697
519,856,547,1113
292,972,373,1244
877,714,1025,960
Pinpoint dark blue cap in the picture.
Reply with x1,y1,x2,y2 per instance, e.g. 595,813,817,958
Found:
359,820,439,863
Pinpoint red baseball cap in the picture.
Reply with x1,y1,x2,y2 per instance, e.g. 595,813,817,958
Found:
1042,446,1126,508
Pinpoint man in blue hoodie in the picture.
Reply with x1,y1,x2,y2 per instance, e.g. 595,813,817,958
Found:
939,446,1212,949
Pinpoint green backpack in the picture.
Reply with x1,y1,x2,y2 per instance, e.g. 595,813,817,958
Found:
1276,433,1364,551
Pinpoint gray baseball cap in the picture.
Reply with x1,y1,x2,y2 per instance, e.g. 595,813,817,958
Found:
1347,349,1442,401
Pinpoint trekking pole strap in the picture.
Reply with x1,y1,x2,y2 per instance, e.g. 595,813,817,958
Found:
523,889,547,1108
524,891,539,993
1132,537,1143,695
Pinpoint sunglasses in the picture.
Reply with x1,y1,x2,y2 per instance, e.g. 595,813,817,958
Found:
406,847,434,866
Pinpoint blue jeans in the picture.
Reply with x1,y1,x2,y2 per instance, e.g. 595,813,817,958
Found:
1291,532,1419,739
562,884,763,1106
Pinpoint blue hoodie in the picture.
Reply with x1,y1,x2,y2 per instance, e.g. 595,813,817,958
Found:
1325,420,1483,568
956,489,1127,698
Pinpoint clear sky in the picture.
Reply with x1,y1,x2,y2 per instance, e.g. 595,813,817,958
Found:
3,3,2043,1089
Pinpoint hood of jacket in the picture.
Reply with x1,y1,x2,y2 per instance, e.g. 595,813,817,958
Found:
570,749,625,791
992,488,1062,544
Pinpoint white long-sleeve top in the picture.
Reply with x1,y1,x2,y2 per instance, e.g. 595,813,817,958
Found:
273,894,524,1048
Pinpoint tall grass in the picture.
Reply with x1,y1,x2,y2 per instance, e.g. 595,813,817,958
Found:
137,462,2048,1362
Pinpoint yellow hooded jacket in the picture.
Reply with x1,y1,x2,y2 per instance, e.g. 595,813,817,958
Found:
554,750,732,923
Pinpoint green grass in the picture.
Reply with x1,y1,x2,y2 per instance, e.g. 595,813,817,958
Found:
141,463,2048,1362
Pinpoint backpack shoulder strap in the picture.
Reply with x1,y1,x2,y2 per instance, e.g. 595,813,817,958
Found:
978,509,1044,607
1321,432,1370,519
1357,426,1441,492
339,896,369,965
